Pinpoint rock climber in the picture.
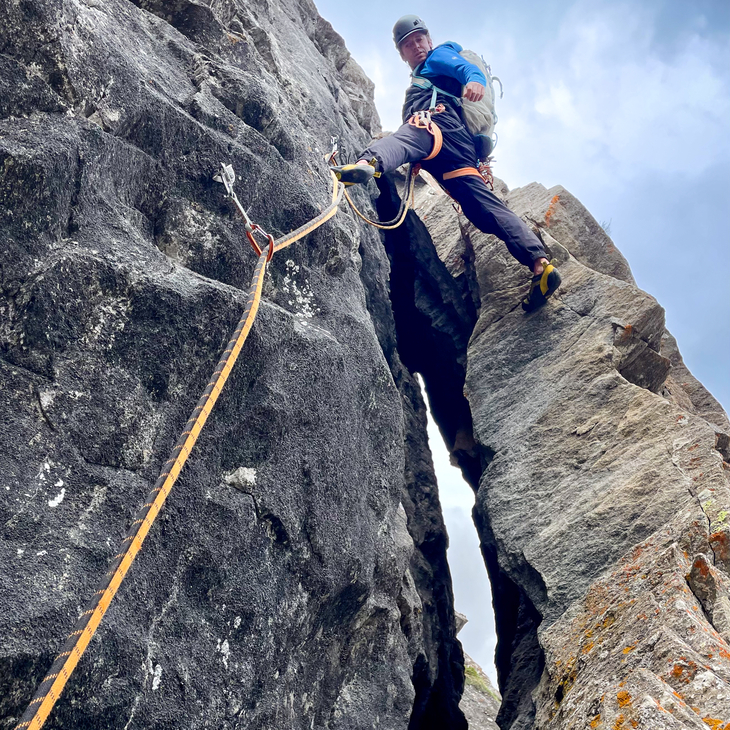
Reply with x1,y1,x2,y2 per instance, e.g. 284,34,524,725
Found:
331,15,561,312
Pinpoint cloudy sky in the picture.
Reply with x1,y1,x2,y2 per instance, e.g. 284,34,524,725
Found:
315,0,730,684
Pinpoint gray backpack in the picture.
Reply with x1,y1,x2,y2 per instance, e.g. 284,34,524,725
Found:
458,50,503,158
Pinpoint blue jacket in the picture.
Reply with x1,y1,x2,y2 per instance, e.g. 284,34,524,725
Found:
402,42,486,121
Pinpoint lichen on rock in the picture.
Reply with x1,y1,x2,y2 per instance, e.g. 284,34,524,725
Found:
0,1,465,729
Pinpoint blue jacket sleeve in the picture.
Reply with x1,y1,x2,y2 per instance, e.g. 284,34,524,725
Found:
421,42,487,86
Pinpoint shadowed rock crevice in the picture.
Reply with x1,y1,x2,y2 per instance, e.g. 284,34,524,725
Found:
375,174,481,487
474,513,545,730
374,173,515,727
356,173,474,730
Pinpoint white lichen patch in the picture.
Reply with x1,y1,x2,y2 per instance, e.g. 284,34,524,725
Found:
234,616,242,629
152,663,163,691
48,487,66,507
184,206,218,251
282,259,319,319
217,638,231,669
223,466,257,491
37,460,52,483
39,390,55,410
82,298,130,350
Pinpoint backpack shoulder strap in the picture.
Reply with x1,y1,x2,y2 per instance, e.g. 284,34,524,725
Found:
410,72,462,111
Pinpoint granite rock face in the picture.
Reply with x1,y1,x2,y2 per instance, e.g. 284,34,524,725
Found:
0,2,466,729
414,178,730,728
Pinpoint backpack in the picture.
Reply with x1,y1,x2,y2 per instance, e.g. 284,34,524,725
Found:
458,50,503,158
411,50,503,161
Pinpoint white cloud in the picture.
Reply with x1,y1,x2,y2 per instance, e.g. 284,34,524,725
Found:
491,2,730,192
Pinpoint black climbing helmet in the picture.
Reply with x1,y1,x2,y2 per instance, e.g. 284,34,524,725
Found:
393,15,429,48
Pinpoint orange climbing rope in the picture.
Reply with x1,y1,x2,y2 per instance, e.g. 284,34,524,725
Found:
15,169,342,730
342,164,418,231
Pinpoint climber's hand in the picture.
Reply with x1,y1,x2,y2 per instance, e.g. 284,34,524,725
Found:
464,82,485,102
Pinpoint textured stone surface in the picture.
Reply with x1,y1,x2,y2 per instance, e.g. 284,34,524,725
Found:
454,615,501,729
460,653,501,730
5,2,730,728
0,1,466,728
416,177,730,728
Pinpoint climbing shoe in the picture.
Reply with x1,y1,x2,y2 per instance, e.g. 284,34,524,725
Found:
521,261,562,313
330,163,375,187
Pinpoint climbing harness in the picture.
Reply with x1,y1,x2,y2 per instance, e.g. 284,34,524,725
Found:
14,165,343,730
407,107,443,159
411,76,462,113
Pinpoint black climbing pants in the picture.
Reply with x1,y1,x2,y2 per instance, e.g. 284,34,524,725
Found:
359,107,547,269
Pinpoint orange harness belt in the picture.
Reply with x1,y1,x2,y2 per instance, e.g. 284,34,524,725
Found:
407,111,443,161
442,166,482,181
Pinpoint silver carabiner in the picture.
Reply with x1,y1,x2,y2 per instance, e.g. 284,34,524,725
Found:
213,163,236,196
214,162,256,232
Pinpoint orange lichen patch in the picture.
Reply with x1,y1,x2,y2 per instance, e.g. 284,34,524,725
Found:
600,613,617,630
617,690,632,708
582,641,595,654
544,194,561,226
702,720,730,729
617,324,634,343
709,531,730,563
614,714,626,729
669,660,698,684
630,722,638,729
622,645,635,655
590,715,601,728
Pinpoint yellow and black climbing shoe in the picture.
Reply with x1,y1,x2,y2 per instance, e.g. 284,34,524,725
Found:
522,262,562,313
331,163,375,187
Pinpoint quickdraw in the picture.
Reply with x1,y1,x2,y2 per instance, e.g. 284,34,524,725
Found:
213,163,276,261
477,160,495,190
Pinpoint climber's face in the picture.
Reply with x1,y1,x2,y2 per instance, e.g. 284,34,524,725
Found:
399,31,433,69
